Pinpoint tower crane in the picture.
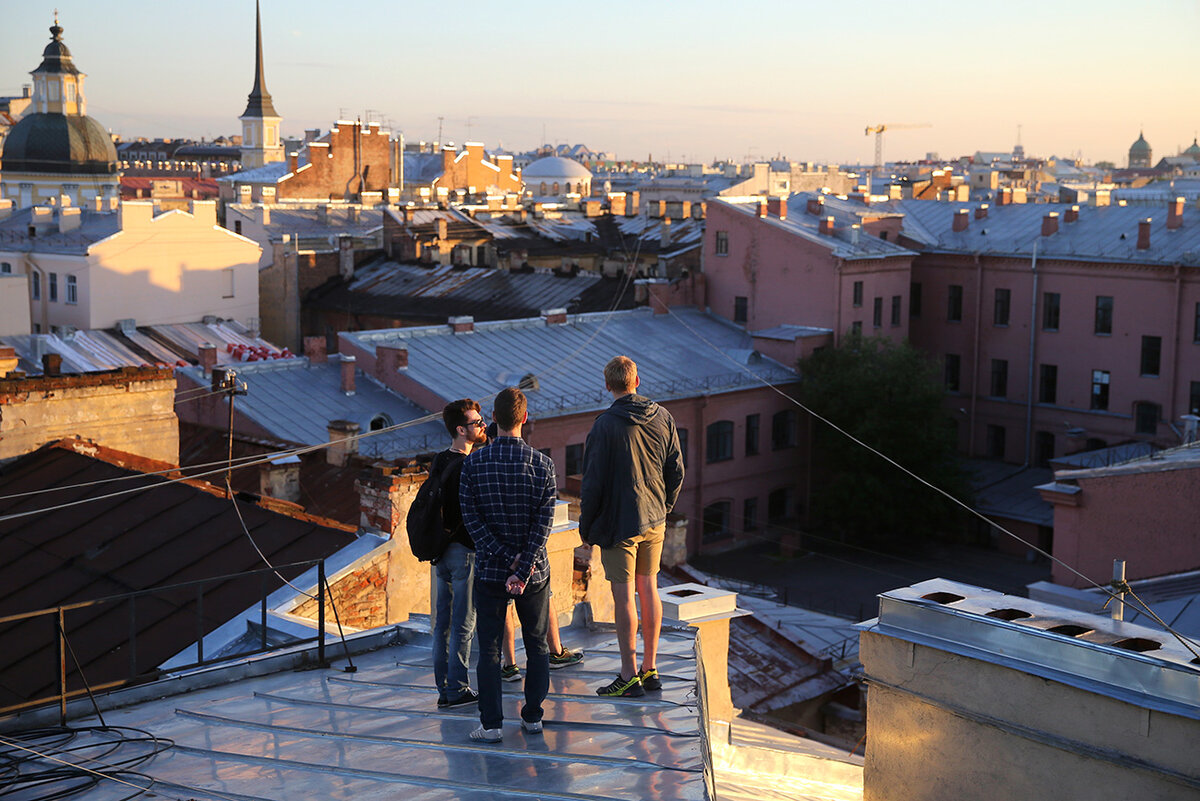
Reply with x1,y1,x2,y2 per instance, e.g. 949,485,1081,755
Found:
864,123,932,168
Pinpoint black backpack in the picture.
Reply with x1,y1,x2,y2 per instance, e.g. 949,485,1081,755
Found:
405,455,463,563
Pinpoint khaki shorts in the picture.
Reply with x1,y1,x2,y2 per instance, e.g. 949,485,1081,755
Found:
599,524,666,584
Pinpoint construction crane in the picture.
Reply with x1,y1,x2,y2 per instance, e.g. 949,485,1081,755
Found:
864,123,932,168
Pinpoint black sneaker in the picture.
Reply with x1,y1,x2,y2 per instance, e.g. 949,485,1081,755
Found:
638,668,662,691
440,688,478,708
596,674,645,697
549,647,584,669
500,663,521,682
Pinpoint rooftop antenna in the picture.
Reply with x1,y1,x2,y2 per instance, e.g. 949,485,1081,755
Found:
436,116,444,148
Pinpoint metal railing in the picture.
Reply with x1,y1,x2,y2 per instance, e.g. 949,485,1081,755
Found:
0,559,328,723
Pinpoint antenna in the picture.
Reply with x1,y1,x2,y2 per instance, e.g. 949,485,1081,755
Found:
437,116,444,148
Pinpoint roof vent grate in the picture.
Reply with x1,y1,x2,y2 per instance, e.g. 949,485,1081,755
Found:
1112,637,1160,653
986,608,1032,621
921,591,965,605
1048,624,1093,637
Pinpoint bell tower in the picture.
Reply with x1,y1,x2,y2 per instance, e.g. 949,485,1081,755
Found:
239,0,283,170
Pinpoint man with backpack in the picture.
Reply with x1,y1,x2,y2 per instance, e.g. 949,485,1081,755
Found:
423,398,488,709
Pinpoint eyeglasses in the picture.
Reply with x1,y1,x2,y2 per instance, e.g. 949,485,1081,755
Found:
464,420,486,428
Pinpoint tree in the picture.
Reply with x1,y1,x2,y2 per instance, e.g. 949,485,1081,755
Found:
797,332,971,548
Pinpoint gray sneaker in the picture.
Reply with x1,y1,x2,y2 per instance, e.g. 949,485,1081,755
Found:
549,647,584,669
500,663,521,682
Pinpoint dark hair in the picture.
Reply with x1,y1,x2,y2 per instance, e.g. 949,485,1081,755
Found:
443,398,480,436
493,387,527,431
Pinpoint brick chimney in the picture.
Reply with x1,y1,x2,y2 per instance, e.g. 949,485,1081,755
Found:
998,187,1012,206
376,344,409,377
198,342,217,377
1064,205,1079,223
340,354,356,395
288,152,298,174
1168,197,1185,230
766,196,787,220
355,464,426,537
819,215,835,236
953,209,969,232
806,196,824,216
1042,212,1059,237
542,307,568,325
1137,218,1152,250
303,336,327,364
41,352,62,377
326,419,360,466
449,315,474,333
259,455,301,503
975,203,989,220
756,199,768,218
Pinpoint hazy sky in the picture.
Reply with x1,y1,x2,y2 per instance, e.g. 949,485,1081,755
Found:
2,1,1197,166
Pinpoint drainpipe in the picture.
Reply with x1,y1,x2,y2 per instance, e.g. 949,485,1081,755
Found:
834,257,845,344
1169,263,1182,423
1024,241,1039,466
967,253,984,456
24,253,48,333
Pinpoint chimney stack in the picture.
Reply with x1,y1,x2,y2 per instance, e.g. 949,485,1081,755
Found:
542,307,568,325
1042,212,1059,237
819,215,835,236
340,354,356,395
288,152,298,174
41,352,62,377
199,342,217,377
766,196,787,220
1064,205,1079,223
259,456,301,503
806,195,825,216
660,217,672,248
1137,218,1152,250
998,187,1012,206
1168,197,1185,230
975,203,989,220
303,336,327,364
756,199,768,218
326,419,360,467
953,209,969,232
375,344,409,377
436,218,448,240
449,315,474,334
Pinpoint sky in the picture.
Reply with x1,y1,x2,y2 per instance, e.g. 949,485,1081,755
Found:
2,0,1198,166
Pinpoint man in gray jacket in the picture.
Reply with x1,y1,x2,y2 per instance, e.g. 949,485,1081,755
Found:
580,356,684,697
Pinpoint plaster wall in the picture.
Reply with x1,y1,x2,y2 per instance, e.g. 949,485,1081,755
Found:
0,274,31,336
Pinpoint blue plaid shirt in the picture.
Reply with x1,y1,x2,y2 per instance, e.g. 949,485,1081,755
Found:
458,436,556,589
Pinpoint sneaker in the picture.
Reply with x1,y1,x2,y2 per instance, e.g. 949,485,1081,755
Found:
469,725,502,743
440,688,479,709
596,674,645,698
638,668,662,691
500,663,521,682
521,719,543,734
436,693,448,707
549,647,584,669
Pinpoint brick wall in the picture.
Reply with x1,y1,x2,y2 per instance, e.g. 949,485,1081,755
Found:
292,550,389,630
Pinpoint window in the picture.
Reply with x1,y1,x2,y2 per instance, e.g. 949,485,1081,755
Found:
1194,302,1200,343
1043,292,1061,331
1140,335,1162,377
31,271,40,300
743,497,759,531
768,487,794,523
1135,402,1160,435
678,428,688,467
48,272,57,302
1190,380,1200,415
993,288,1011,326
565,443,584,476
715,231,729,256
948,284,963,322
1091,370,1110,411
734,296,748,324
986,424,1006,460
706,421,734,463
1038,364,1057,404
234,220,242,235
891,295,901,326
771,410,797,449
1034,431,1055,468
872,297,882,328
0,262,10,274
990,359,1008,398
852,281,863,308
944,353,961,392
222,268,235,298
65,275,77,304
369,414,392,431
851,321,862,335
910,282,922,318
1094,296,1113,335
745,413,760,456
702,501,732,542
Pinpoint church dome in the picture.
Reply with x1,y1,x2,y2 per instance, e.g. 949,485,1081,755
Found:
34,23,81,75
1185,138,1200,157
2,113,118,175
522,156,592,181
1129,132,1151,156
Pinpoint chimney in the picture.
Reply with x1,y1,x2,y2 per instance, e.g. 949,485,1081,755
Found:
288,152,298,174
0,199,13,221
1137,218,1152,250
953,209,969,232
326,419,360,467
1064,205,1079,223
819,215,835,236
198,342,217,377
449,315,474,333
339,234,354,279
316,205,328,225
259,455,301,503
655,200,668,218
375,344,409,377
998,187,1012,206
1041,212,1059,237
609,192,627,217
888,184,903,200
1092,189,1111,207
58,207,82,233
0,346,17,377
680,200,692,219
806,196,824,216
542,307,568,325
258,205,270,226
340,354,356,395
303,336,327,363
766,196,787,220
756,199,768,218
627,191,640,216
1168,197,1185,230
660,217,672,248
355,465,426,538
975,203,989,220
436,218,448,240
41,352,62,377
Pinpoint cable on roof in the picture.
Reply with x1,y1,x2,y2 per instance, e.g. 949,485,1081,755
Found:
0,727,175,801
650,294,1200,661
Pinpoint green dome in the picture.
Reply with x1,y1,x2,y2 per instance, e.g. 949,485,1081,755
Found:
1185,138,1200,157
1,113,118,175
1129,132,1151,156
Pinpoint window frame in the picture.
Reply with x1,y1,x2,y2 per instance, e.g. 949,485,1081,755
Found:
1140,335,1162,377
890,295,902,326
993,287,1011,326
705,420,734,463
990,358,1009,398
852,281,863,308
1091,369,1110,411
945,353,961,392
1038,363,1057,405
65,274,77,305
715,230,729,256
948,284,963,323
1094,295,1113,335
745,413,760,456
771,409,797,450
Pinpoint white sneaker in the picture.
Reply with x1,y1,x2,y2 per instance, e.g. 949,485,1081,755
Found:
521,719,543,734
469,725,502,743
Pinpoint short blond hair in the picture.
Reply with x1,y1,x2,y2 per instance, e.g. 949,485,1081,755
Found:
604,355,637,393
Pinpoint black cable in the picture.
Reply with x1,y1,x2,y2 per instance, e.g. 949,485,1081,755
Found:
0,725,175,800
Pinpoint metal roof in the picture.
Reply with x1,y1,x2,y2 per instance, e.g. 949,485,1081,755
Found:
965,460,1054,527
342,307,798,418
0,207,119,254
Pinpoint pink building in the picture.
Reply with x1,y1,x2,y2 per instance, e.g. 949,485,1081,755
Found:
337,307,806,555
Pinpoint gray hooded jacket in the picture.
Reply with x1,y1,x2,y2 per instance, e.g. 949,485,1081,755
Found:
579,394,685,548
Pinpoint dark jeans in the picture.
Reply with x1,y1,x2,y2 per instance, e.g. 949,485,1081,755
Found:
474,578,549,729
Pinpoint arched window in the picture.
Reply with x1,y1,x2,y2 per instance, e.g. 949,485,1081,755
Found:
369,413,393,431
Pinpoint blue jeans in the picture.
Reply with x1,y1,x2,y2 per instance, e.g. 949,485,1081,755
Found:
433,543,475,696
475,578,549,729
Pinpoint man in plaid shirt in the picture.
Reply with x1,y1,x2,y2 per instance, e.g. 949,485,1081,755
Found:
459,387,556,742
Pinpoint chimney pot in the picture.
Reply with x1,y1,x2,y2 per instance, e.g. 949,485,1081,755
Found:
1042,212,1059,237
975,204,989,220
953,209,969,232
1137,217,1152,250
41,352,62,377
542,307,568,325
340,354,357,395
819,216,836,236
449,315,474,334
766,196,787,220
756,200,768,218
1168,196,1185,230
1064,205,1079,223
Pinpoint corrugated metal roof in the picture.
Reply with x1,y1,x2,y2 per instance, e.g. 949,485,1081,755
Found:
343,307,798,418
965,460,1054,527
0,207,120,253
254,206,384,237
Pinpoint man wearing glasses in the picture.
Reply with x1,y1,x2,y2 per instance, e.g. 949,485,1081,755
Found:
430,399,488,709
